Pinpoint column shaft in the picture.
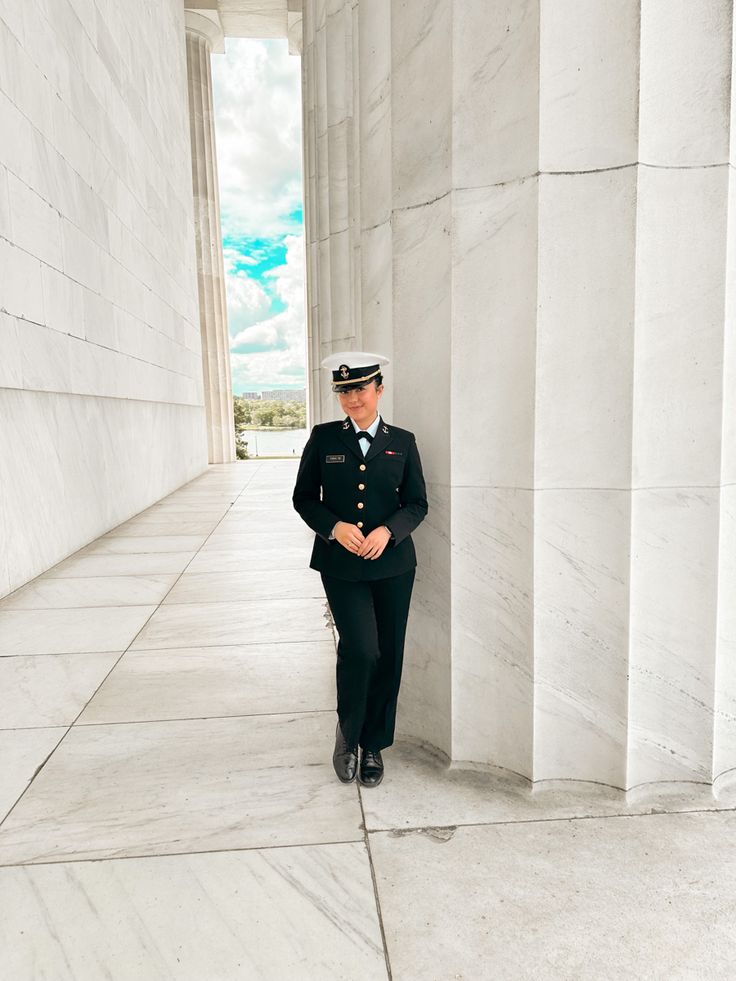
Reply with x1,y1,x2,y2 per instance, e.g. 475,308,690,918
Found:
300,0,736,794
186,28,235,464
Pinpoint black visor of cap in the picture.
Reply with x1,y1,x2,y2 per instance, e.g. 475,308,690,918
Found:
331,363,381,391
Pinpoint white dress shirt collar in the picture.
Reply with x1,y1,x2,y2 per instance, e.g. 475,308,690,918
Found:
350,413,381,438
349,413,381,456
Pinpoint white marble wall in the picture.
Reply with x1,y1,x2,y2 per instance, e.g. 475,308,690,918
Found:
300,0,736,792
0,0,207,598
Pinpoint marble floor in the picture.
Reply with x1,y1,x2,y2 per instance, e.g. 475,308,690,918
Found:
1,461,735,979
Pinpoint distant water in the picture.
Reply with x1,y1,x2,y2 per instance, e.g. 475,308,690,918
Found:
241,428,308,458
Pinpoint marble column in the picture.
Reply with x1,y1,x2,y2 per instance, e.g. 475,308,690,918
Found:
714,10,736,789
627,0,731,788
185,12,236,464
300,0,736,796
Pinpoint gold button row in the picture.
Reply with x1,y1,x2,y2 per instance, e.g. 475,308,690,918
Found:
356,464,367,518
357,521,363,528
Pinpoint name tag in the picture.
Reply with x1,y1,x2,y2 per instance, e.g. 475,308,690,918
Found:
325,454,345,463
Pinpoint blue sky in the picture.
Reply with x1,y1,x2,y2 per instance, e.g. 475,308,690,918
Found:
211,39,305,393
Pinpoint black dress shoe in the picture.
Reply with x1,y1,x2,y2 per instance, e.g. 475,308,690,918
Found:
333,721,358,783
358,748,384,787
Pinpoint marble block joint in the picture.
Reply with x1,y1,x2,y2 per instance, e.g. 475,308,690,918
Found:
0,0,209,599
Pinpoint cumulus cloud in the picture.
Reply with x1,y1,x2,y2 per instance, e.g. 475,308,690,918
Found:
230,349,306,389
212,39,303,239
212,38,306,392
229,232,306,388
222,247,272,333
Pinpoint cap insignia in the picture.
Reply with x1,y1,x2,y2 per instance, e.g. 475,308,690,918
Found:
339,364,350,379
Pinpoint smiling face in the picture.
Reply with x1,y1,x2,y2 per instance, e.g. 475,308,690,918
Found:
337,380,384,429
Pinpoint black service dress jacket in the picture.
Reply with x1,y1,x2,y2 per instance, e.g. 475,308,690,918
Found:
292,418,428,581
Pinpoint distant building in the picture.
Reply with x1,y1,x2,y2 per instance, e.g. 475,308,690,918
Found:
240,391,261,400
261,389,306,403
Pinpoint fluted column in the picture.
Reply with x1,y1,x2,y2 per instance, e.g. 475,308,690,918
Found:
301,0,736,795
714,10,736,790
532,1,639,786
390,0,454,756
628,0,732,787
357,0,393,419
185,12,236,464
302,0,382,423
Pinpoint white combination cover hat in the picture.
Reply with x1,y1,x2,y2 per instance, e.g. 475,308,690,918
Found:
321,351,390,391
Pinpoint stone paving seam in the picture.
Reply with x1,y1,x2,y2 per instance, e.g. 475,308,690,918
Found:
0,465,265,834
365,806,736,836
0,836,374,871
357,786,393,981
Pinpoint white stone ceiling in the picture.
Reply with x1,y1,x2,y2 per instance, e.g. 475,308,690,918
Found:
184,0,296,39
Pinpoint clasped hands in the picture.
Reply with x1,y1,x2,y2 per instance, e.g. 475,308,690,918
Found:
334,521,390,560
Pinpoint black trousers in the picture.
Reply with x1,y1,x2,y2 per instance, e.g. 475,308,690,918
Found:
320,568,416,753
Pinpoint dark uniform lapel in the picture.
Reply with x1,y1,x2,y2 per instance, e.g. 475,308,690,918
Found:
364,420,393,462
336,417,365,463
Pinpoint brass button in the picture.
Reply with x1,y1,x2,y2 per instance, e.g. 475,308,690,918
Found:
359,464,366,471
357,502,364,509
357,521,363,528
358,483,365,490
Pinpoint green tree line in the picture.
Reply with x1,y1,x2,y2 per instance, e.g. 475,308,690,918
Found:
233,396,306,459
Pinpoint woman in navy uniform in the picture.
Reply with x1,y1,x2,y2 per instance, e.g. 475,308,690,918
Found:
292,352,428,787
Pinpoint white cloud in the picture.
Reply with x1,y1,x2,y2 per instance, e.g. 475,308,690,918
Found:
222,247,273,333
231,348,306,389
212,39,303,239
212,38,306,391
229,232,306,388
